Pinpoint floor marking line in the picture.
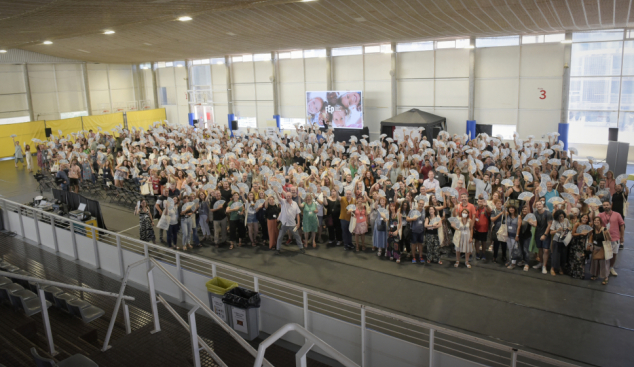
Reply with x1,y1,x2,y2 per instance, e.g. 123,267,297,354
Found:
117,225,139,233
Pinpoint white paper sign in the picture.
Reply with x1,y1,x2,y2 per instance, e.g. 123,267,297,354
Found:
231,307,248,333
211,297,227,323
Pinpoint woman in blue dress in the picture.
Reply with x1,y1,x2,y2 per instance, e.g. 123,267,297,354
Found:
372,196,388,256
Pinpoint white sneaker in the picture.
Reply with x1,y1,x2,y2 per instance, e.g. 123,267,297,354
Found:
533,262,543,269
542,267,547,274
610,268,618,276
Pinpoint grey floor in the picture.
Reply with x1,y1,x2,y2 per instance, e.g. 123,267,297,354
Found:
2,160,634,367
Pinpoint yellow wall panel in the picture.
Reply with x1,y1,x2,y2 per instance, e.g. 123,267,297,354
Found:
82,112,124,135
0,120,46,158
45,117,83,139
127,108,166,131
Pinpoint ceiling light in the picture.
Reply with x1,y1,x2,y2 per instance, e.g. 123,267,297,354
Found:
0,50,6,53
104,30,115,34
353,17,366,22
226,32,237,36
178,16,192,21
302,0,317,2
77,49,91,53
144,43,152,46
561,39,572,44
43,41,53,45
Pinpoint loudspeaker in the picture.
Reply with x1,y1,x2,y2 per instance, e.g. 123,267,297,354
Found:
432,126,441,139
45,128,52,137
608,127,618,141
475,124,492,136
231,120,238,130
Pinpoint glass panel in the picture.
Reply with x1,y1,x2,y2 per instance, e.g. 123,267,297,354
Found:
193,60,201,65
191,65,211,87
436,40,455,49
253,53,271,61
491,124,516,140
201,59,210,64
620,77,634,111
619,112,634,144
365,45,380,53
332,46,362,56
60,111,88,119
380,44,392,53
174,61,185,67
242,54,253,62
0,115,30,125
304,49,326,58
572,29,623,42
237,116,257,128
210,58,224,64
279,52,291,59
623,40,634,75
232,56,242,62
569,77,621,110
157,62,166,68
568,111,618,144
290,50,303,59
522,35,543,44
628,30,634,39
571,42,623,76
475,35,520,47
280,117,306,130
165,62,173,67
544,33,565,42
396,42,433,52
456,39,470,48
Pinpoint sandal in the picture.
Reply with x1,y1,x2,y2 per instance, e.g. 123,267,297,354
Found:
454,261,460,268
176,246,181,250
591,276,597,281
438,260,443,265
602,278,609,285
466,262,471,269
229,244,234,250
188,244,193,250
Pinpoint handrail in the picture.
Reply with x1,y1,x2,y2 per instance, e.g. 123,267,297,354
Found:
253,323,359,367
156,294,227,367
149,258,274,367
1,198,583,367
0,270,135,301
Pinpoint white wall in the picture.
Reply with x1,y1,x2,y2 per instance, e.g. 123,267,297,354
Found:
28,63,87,120
0,64,29,120
475,43,564,136
87,63,137,114
397,48,470,135
156,66,189,125
231,59,274,132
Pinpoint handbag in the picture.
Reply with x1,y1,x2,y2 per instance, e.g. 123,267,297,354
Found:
496,213,508,242
603,231,614,260
452,229,461,247
348,215,357,232
156,209,170,230
438,222,444,243
140,182,151,195
623,193,629,217
562,229,572,246
592,245,604,260
376,218,386,232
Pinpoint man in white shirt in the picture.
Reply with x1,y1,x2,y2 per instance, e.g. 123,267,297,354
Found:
448,167,466,190
470,171,492,200
275,191,305,254
422,171,440,192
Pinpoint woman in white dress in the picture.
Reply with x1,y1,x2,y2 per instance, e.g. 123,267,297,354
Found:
451,208,473,269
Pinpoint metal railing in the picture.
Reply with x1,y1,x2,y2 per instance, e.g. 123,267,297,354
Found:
254,323,359,367
0,270,135,357
0,198,583,367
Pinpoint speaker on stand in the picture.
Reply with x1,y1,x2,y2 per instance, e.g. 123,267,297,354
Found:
231,120,238,131
45,128,52,138
475,124,492,136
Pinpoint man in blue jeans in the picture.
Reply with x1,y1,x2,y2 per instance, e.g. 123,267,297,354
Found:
275,191,305,255
532,201,553,274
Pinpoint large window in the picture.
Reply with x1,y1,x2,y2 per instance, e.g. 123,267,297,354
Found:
0,115,30,125
568,30,634,144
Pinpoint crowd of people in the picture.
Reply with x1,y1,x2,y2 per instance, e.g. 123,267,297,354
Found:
24,121,630,285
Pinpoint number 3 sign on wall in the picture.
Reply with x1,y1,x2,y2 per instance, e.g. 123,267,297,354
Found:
538,88,546,99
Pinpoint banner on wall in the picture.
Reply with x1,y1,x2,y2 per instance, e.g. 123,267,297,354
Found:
306,91,363,129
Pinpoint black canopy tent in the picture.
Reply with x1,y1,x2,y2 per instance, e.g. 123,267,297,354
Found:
380,109,447,141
